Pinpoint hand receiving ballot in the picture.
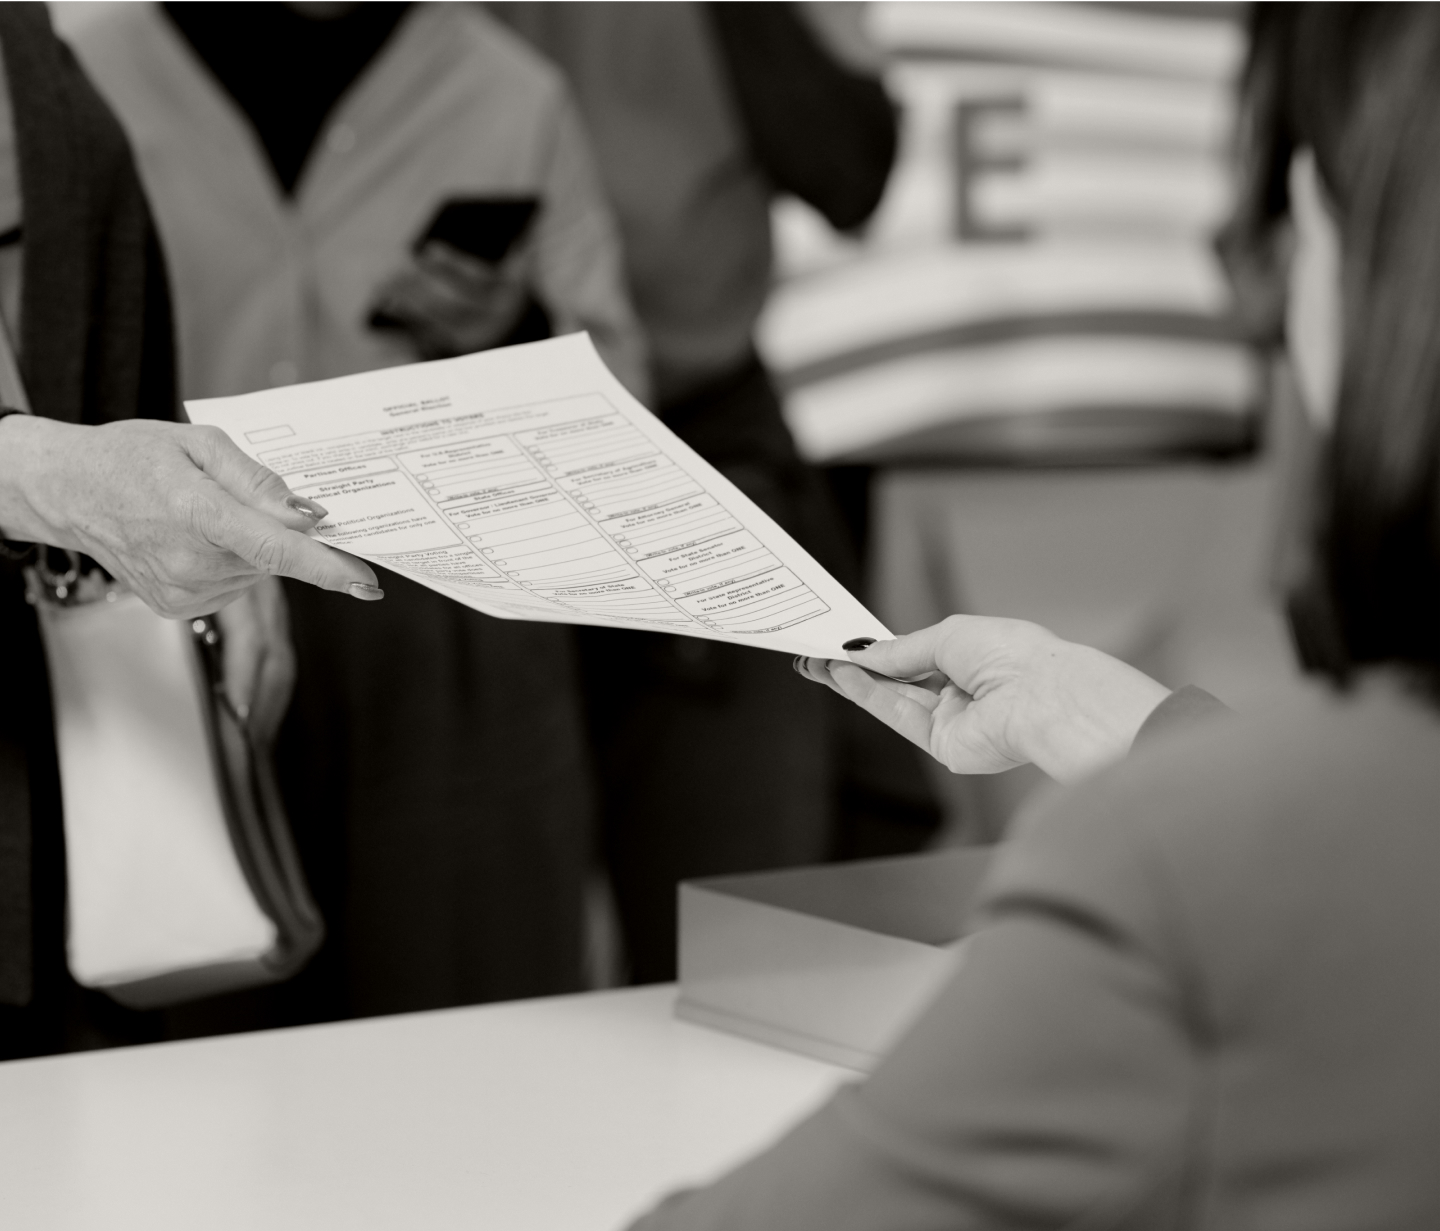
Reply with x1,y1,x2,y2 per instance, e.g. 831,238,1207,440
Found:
796,616,1172,783
185,334,889,659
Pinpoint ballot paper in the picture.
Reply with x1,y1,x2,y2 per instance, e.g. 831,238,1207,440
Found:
186,335,890,658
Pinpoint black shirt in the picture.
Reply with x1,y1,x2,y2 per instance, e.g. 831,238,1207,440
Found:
162,2,409,194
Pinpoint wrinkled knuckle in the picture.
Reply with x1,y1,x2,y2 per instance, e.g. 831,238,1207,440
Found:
192,423,227,452
251,465,288,501
173,488,214,541
248,531,290,575
175,423,215,463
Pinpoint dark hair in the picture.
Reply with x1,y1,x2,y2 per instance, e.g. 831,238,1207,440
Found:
1233,3,1440,692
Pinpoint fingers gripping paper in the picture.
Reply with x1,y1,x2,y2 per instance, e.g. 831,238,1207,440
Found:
187,336,890,657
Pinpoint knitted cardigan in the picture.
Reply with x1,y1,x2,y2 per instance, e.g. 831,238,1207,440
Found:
0,4,176,1016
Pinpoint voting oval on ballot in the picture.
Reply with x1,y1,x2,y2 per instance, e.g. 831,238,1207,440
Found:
186,334,889,658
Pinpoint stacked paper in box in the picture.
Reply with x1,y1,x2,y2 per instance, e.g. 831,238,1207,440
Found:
760,1,1261,466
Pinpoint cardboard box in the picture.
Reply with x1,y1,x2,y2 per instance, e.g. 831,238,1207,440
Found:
676,848,996,1071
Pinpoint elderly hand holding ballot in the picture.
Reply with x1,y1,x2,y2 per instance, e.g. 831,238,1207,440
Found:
0,415,382,744
0,415,381,620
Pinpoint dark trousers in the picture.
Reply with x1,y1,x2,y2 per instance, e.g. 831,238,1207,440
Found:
581,358,939,983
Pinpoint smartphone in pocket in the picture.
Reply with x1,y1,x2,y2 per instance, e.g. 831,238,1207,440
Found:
370,197,540,332
412,197,539,262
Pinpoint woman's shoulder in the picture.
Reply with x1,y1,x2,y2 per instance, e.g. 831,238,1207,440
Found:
1094,673,1440,846
989,675,1440,1004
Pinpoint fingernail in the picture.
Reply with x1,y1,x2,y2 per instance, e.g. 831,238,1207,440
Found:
286,496,328,521
792,655,804,675
348,583,385,601
843,637,876,652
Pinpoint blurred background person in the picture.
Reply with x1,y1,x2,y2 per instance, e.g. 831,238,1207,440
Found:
754,2,1294,844
493,1,942,984
0,4,380,1059
70,0,646,1031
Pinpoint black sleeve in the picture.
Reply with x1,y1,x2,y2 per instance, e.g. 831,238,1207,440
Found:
706,3,897,232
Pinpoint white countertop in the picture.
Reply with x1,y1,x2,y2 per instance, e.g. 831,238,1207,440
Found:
0,985,848,1231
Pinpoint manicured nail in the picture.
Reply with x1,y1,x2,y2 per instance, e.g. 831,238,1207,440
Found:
792,655,804,676
843,637,876,652
286,496,328,520
348,583,384,601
